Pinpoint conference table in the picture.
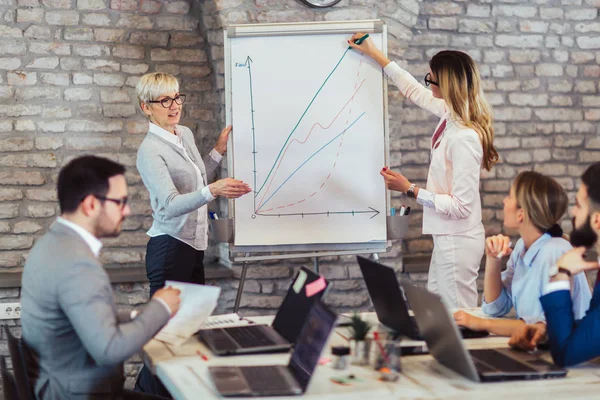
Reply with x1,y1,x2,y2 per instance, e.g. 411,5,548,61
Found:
143,311,600,400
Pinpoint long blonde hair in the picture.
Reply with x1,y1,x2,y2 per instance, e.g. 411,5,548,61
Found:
513,171,568,237
430,51,498,171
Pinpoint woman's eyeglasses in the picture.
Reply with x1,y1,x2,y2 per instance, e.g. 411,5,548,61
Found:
424,73,439,87
94,195,129,209
147,94,186,108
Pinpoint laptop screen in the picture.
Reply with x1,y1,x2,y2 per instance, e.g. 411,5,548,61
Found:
288,301,337,392
271,267,330,343
357,256,412,335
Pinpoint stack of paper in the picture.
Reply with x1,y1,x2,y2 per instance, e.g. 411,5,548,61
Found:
155,281,221,346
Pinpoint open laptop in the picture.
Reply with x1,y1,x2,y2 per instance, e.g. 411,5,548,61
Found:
209,300,337,397
199,267,330,356
357,256,488,340
400,281,567,382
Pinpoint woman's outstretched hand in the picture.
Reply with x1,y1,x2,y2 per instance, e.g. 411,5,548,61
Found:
209,178,251,199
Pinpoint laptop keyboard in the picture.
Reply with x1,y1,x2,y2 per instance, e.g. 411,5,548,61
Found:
459,326,490,339
241,366,291,392
225,326,278,348
470,349,536,373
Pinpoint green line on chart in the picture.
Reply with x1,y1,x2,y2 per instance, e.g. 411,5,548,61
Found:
254,48,352,198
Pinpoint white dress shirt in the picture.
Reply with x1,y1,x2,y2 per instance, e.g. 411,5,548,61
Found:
56,217,172,316
384,62,484,235
56,217,103,257
145,122,222,250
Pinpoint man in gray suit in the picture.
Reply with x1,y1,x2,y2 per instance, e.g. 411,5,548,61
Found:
21,155,181,400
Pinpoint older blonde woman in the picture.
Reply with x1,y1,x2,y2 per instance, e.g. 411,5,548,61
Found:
134,72,250,396
136,72,250,296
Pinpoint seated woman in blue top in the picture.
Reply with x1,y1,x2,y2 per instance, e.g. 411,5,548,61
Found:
454,171,592,336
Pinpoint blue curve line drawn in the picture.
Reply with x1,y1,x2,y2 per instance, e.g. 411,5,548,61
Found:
257,111,366,212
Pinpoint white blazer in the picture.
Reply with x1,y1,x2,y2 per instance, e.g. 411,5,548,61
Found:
384,62,483,235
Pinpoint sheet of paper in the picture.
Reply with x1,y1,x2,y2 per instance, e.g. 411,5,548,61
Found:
155,281,221,346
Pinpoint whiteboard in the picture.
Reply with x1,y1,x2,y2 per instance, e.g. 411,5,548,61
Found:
225,21,389,253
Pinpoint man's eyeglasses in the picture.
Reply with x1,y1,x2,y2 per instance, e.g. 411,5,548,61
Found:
147,94,186,108
424,73,439,87
95,195,128,209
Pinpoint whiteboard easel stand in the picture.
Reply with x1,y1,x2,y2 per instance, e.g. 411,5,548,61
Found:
230,246,390,313
233,252,251,313
224,213,410,312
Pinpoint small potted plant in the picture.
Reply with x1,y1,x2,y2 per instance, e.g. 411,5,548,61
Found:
348,312,372,365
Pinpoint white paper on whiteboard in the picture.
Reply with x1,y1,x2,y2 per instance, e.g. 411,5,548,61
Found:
230,32,387,246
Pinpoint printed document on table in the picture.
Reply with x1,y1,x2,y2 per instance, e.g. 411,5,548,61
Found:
154,281,221,346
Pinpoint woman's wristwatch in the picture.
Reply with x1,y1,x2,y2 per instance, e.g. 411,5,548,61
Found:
406,183,417,199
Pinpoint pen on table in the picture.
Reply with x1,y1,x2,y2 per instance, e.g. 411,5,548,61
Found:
196,349,209,361
404,207,411,216
348,33,369,49
390,207,396,217
335,330,350,342
497,241,513,259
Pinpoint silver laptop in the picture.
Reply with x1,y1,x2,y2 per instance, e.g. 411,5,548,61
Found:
209,301,337,397
400,281,567,382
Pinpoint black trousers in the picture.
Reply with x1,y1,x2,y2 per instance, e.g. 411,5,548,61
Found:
135,234,205,398
123,389,168,399
146,234,205,298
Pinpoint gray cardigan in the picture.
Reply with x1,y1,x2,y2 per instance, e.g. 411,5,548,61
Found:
136,124,219,249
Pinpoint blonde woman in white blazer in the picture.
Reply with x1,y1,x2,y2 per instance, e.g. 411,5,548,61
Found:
349,34,498,308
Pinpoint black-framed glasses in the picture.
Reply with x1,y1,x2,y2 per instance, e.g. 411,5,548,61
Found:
147,94,186,108
95,195,128,209
424,73,439,87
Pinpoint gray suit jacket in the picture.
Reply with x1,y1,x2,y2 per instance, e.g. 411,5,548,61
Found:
136,125,219,248
21,222,170,400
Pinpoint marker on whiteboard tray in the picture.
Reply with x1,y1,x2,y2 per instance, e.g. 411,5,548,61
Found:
390,207,396,217
399,205,406,216
404,207,411,216
348,33,369,49
209,212,219,220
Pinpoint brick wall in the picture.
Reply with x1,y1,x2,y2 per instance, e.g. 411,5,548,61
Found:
1,0,599,395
